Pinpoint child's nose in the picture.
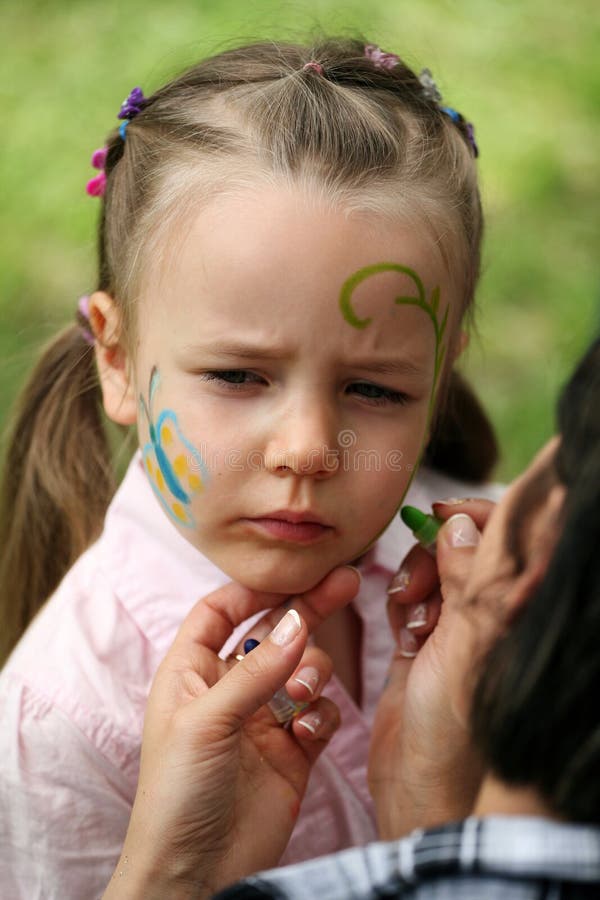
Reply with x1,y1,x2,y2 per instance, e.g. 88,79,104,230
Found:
264,399,340,479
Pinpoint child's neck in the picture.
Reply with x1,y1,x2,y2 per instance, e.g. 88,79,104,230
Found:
313,605,363,706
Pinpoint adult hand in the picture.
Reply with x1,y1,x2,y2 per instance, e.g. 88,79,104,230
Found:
103,565,361,900
368,499,494,840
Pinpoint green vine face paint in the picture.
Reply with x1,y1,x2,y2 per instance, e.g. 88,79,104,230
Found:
339,262,447,397
338,261,451,548
131,182,457,594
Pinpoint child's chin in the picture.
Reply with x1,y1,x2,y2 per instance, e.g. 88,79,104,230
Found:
230,563,330,597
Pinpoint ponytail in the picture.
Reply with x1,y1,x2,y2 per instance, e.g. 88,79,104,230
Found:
424,370,498,483
0,326,116,667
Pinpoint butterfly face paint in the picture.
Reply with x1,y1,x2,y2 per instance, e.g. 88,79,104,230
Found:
139,366,209,527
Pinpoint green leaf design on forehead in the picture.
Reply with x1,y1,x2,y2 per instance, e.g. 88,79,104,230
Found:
339,262,448,386
339,262,453,550
340,262,449,507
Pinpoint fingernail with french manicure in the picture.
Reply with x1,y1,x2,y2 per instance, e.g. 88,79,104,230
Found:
296,710,323,735
269,609,302,647
434,497,467,506
398,627,418,658
445,514,481,548
388,566,411,594
344,564,362,584
293,666,320,696
406,602,428,629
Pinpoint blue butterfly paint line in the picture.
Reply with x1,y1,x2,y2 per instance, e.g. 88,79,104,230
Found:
139,367,209,527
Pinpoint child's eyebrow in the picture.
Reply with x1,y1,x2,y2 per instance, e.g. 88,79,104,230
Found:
180,341,428,378
350,357,429,378
180,340,289,361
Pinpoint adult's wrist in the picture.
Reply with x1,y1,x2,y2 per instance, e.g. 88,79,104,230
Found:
373,754,483,841
102,849,214,900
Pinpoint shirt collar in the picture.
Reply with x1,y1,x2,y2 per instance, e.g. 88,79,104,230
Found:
408,816,600,882
100,451,232,655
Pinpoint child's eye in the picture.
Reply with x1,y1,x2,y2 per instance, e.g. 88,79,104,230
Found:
201,370,265,389
347,382,410,406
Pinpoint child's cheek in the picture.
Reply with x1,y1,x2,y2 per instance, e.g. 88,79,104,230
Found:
142,403,210,530
361,404,431,537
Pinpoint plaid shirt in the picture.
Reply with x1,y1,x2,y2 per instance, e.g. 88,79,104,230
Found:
214,816,600,899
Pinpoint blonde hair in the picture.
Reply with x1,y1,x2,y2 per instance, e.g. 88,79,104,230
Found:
0,36,496,666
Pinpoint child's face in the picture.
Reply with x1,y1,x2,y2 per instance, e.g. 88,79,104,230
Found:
133,183,457,593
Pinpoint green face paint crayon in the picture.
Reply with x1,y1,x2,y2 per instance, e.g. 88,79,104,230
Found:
400,505,443,555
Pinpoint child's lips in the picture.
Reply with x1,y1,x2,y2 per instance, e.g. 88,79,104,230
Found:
260,508,332,526
241,510,334,543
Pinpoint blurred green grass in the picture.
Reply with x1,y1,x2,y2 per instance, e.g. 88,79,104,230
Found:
1,0,598,480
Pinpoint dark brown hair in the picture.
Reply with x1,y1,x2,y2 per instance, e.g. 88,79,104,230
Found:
471,338,600,822
0,36,496,666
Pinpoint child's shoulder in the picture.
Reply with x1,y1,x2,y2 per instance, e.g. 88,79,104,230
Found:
0,551,148,774
1,451,230,749
0,457,172,755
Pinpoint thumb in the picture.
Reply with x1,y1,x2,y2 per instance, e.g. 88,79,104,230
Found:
436,514,481,610
196,609,307,730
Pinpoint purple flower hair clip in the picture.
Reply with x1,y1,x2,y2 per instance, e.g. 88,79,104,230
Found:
117,86,147,140
364,44,399,71
86,86,147,197
118,86,146,120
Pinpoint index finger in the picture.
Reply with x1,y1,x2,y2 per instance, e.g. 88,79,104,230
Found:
231,565,362,652
173,566,361,657
388,498,497,611
385,498,497,635
172,582,285,658
432,497,497,531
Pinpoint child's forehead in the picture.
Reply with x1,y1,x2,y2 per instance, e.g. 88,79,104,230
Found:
155,182,451,293
139,181,459,352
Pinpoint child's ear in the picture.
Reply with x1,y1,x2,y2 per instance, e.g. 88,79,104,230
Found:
89,291,137,425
